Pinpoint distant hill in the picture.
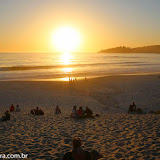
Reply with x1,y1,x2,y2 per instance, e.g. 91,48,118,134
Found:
98,45,160,53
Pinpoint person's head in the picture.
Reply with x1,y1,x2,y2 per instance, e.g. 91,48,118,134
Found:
56,106,59,108
80,106,82,109
73,137,81,148
17,105,19,107
37,107,39,110
133,102,135,105
5,110,9,114
73,106,76,110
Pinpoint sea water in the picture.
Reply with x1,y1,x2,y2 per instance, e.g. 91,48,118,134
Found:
0,52,160,81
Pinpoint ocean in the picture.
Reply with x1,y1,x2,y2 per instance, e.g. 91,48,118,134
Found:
0,52,160,81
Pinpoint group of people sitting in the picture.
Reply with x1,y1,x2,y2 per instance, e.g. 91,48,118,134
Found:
71,106,93,119
1,104,20,121
63,137,103,160
31,106,61,115
32,105,94,119
31,107,44,115
10,104,20,112
128,102,143,114
55,105,94,119
1,104,95,121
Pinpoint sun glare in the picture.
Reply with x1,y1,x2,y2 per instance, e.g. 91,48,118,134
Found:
62,67,73,73
60,52,72,65
52,26,81,52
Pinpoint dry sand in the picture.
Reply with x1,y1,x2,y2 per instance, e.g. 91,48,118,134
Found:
0,74,160,159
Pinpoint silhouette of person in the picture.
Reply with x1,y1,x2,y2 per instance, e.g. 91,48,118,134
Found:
31,107,44,115
132,102,136,112
16,105,20,112
77,106,84,118
63,137,91,160
1,110,10,121
71,106,77,118
63,137,103,160
10,104,15,112
85,107,93,117
55,106,61,114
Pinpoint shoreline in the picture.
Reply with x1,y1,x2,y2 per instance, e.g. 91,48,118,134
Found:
0,72,159,82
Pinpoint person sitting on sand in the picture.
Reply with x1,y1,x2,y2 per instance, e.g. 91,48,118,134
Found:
128,105,133,113
63,137,91,160
128,102,137,114
10,104,15,112
63,137,103,160
132,102,136,112
71,106,77,118
55,106,61,114
85,107,93,117
31,107,44,115
1,110,10,121
77,106,85,118
128,102,143,114
16,105,20,112
136,108,143,114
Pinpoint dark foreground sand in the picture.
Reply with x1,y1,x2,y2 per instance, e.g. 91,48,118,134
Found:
0,74,160,159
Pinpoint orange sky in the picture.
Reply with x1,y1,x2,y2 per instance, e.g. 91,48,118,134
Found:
1,0,160,53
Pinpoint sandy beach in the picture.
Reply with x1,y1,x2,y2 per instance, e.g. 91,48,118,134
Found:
0,74,160,159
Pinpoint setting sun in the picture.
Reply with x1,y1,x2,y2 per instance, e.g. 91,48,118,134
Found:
52,26,81,52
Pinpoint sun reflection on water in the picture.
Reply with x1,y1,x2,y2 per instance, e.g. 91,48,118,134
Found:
60,52,73,76
60,52,72,65
62,67,73,73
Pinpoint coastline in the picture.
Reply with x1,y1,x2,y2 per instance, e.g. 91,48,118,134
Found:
0,72,159,82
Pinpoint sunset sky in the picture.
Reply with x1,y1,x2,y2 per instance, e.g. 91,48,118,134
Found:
1,0,160,53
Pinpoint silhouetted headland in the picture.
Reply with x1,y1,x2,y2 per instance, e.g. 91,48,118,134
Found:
98,45,160,53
